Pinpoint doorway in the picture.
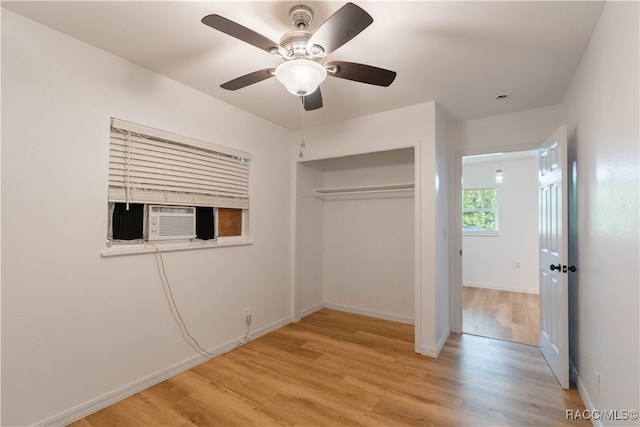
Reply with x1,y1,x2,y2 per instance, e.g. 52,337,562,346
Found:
460,150,540,346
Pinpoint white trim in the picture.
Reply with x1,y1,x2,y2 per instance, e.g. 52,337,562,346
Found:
450,152,464,335
413,141,423,353
35,316,291,427
421,327,451,358
463,282,539,295
463,231,501,237
300,303,325,318
571,362,602,427
101,239,253,257
324,303,414,325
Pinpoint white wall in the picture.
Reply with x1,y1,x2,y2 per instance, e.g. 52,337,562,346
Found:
563,1,639,423
451,104,564,154
322,152,415,324
462,156,539,293
295,101,450,356
1,10,294,426
295,163,325,316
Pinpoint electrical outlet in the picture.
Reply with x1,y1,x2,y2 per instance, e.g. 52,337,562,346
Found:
244,307,252,324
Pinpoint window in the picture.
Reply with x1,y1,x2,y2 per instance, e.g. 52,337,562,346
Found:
462,188,499,234
107,118,251,246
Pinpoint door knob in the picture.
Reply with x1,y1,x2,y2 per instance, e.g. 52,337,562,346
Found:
567,265,577,273
550,264,561,271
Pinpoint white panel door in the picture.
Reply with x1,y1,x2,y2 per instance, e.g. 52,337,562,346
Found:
538,125,569,389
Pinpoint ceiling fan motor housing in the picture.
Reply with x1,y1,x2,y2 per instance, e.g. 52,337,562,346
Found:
281,6,324,59
279,30,323,59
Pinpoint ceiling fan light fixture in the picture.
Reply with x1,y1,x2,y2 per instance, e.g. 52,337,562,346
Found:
275,59,327,96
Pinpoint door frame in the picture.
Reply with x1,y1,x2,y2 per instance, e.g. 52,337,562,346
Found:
450,143,545,334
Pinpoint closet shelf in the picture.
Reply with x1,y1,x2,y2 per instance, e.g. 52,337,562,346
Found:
313,183,414,197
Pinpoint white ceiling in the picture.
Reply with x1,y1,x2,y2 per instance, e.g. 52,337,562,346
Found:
2,1,604,130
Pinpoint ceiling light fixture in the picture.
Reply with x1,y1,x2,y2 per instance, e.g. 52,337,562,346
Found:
275,59,327,96
495,152,504,184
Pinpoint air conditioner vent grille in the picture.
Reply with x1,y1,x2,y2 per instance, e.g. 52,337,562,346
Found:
159,216,196,237
148,205,196,241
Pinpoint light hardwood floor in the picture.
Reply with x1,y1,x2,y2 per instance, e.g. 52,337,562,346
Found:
462,286,540,346
70,309,585,426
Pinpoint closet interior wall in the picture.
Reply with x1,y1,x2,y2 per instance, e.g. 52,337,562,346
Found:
296,148,416,323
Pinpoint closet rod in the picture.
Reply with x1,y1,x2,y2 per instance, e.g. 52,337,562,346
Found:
313,183,414,197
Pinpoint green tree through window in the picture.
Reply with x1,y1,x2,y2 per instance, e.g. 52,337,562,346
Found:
462,188,498,233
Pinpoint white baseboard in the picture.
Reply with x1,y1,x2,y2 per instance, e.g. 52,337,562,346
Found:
300,302,325,318
323,302,414,325
35,316,291,427
421,327,451,358
571,362,602,427
463,282,539,295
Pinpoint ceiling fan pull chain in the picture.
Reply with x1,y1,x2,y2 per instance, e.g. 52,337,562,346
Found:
301,96,306,147
299,96,306,158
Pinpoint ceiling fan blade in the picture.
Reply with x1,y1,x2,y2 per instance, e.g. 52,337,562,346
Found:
306,3,373,56
220,68,275,91
302,88,323,111
326,61,397,87
202,14,280,54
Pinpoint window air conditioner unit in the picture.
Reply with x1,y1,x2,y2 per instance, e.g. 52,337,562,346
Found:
148,205,196,241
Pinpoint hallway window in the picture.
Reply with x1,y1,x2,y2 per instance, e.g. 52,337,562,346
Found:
462,188,499,234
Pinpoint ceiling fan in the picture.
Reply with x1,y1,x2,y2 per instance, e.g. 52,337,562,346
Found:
201,2,397,111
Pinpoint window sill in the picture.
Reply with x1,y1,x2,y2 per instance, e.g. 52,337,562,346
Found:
101,238,253,258
463,232,501,237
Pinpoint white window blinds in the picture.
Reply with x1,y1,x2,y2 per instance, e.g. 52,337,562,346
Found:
109,118,251,209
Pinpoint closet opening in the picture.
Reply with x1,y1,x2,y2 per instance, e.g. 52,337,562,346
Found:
295,147,417,334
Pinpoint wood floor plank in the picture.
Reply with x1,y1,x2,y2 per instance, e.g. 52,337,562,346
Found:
70,309,586,427
463,286,540,346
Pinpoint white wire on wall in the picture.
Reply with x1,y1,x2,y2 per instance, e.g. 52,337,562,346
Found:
147,242,252,359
